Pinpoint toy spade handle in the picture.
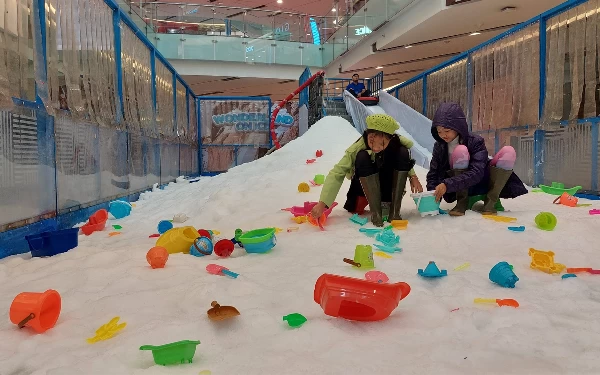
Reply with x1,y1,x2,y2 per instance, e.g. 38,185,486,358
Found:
474,298,496,304
18,313,35,328
221,269,239,278
343,258,361,267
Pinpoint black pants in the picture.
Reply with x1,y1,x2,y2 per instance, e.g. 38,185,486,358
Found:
348,89,372,98
344,136,414,212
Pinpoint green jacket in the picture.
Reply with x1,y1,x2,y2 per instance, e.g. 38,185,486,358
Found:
319,136,416,207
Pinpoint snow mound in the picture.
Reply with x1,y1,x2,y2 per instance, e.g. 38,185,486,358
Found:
1,116,600,375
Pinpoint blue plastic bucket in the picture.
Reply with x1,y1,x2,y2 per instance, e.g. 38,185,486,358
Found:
239,228,277,254
26,228,79,258
410,192,440,216
109,200,132,219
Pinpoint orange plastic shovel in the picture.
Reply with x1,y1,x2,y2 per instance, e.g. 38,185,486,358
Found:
474,298,519,308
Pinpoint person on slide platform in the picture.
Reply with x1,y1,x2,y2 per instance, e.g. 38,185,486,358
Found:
310,114,424,227
426,102,528,216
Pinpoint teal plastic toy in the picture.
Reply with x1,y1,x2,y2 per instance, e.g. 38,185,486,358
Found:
411,192,440,217
375,229,399,247
349,214,368,226
140,340,200,366
418,261,447,278
373,244,402,253
489,261,519,288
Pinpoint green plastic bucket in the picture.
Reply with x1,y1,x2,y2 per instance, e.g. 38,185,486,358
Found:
411,192,440,217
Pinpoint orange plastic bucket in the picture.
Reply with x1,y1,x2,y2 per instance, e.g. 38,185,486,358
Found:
9,289,61,333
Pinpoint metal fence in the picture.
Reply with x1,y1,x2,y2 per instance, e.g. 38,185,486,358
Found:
389,0,599,191
0,0,200,257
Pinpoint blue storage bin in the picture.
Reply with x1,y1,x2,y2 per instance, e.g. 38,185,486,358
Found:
26,228,79,258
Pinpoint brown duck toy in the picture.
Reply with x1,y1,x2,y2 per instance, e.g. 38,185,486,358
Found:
207,301,240,321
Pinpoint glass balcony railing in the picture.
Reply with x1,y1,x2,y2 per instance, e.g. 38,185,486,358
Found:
118,0,417,67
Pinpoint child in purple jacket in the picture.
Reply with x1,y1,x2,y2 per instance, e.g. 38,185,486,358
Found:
426,103,527,216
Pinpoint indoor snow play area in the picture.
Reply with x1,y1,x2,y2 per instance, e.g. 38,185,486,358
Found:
2,0,600,374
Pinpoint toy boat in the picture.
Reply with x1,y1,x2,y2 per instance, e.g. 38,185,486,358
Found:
539,182,581,196
313,274,410,321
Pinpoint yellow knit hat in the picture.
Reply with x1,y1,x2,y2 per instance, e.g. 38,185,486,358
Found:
365,114,399,135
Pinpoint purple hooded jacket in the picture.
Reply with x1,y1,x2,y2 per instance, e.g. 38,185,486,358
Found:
426,103,528,202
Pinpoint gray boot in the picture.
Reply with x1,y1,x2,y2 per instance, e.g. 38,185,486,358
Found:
359,174,383,227
389,170,409,221
482,166,512,215
449,169,469,217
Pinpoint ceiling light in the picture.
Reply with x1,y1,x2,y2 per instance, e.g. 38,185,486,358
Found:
332,8,336,12
470,32,481,36
277,0,282,3
404,45,412,48
333,19,337,24
376,66,383,69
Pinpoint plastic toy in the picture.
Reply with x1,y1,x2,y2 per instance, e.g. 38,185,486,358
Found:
483,215,517,223
309,180,320,186
81,209,108,236
158,220,174,234
528,248,566,274
113,225,122,230
155,226,199,254
590,209,600,215
292,216,307,224
575,190,600,200
314,274,411,321
147,247,169,268
298,182,310,192
206,264,239,278
231,229,244,248
197,229,212,240
390,220,408,230
359,227,388,237
108,232,120,237
149,234,160,238
344,258,361,267
365,271,389,283
316,150,323,157
108,200,132,219
489,262,519,288
314,174,325,185
189,237,213,257
540,182,581,196
373,244,401,254
287,227,299,232
454,262,470,271
410,191,440,217
306,159,316,164
211,230,221,236
274,227,283,233
283,313,307,328
140,340,200,365
214,239,235,257
508,226,525,232
199,371,212,375
87,317,126,343
10,289,61,333
353,245,375,269
282,201,338,218
535,212,557,231
562,274,577,279
474,298,519,308
374,251,393,259
589,269,600,274
25,228,79,258
418,261,447,278
468,195,505,211
376,229,399,247
172,213,189,223
566,267,592,273
577,204,593,207
238,228,277,253
349,214,368,226
207,301,240,321
553,192,578,207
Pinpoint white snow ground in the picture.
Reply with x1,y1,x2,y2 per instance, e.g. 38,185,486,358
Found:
1,116,600,375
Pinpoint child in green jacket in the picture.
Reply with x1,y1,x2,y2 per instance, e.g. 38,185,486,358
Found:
310,114,423,226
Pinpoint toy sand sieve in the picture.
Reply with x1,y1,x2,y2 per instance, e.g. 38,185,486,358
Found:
410,192,440,217
238,228,277,253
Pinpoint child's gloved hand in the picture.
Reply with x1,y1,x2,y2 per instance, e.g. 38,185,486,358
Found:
409,176,423,193
434,183,447,202
310,202,327,220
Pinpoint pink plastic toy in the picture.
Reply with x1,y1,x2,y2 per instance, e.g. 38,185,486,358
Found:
306,159,316,164
590,209,600,215
281,201,338,217
365,271,389,283
206,264,239,278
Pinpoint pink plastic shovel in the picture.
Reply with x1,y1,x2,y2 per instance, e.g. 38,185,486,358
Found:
590,209,600,215
206,264,238,278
